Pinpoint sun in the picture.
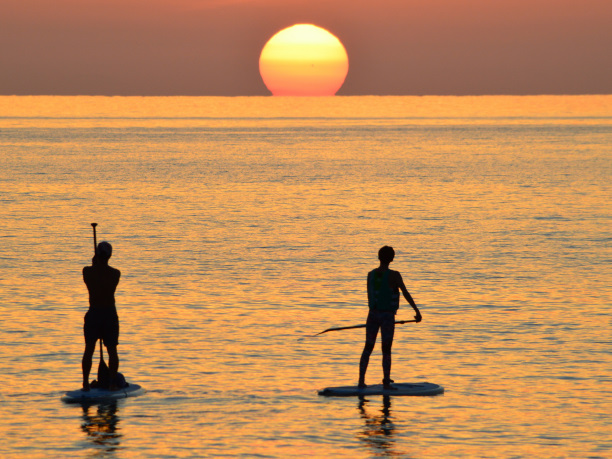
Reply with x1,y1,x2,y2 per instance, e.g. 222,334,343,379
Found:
259,24,349,96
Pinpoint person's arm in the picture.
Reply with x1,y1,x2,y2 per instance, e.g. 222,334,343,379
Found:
396,272,422,322
366,271,372,306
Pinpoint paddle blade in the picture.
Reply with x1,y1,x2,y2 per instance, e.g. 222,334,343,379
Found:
314,323,368,336
314,319,417,336
97,340,110,385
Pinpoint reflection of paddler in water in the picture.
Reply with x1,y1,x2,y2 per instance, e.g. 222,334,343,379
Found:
359,246,422,389
80,402,122,451
82,240,122,391
357,396,404,457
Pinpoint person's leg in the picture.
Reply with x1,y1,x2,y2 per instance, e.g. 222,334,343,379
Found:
380,312,396,388
82,339,97,390
103,317,120,390
106,344,120,390
359,311,380,387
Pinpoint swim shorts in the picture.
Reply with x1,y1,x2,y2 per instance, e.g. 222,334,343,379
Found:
84,310,119,347
365,309,395,350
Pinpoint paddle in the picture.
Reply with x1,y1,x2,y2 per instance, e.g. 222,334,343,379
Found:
315,319,417,336
91,222,98,253
90,222,110,386
97,339,110,385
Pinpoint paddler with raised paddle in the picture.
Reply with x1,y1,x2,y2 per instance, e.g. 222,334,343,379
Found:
81,223,122,391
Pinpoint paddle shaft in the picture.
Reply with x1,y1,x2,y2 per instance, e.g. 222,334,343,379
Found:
91,223,106,358
91,223,98,254
99,339,106,363
316,319,417,336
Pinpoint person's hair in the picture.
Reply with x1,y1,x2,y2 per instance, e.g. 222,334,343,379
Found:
96,241,113,261
378,246,395,264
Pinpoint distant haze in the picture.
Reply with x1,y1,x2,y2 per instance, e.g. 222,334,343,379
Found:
1,0,611,95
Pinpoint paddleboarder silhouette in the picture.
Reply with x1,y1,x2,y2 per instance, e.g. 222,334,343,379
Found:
358,246,422,389
82,224,122,391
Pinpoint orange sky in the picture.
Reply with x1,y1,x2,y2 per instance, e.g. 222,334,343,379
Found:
1,0,611,95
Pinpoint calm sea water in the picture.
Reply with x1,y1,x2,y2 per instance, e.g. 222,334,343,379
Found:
0,96,610,458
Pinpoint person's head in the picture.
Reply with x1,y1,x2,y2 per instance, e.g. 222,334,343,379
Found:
378,246,395,265
96,241,113,262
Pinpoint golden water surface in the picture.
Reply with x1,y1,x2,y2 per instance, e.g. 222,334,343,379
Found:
0,96,610,458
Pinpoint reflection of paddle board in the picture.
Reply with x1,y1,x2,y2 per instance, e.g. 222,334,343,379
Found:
318,382,443,397
62,383,145,403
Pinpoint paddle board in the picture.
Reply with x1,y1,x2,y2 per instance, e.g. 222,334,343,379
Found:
318,382,443,397
62,383,145,403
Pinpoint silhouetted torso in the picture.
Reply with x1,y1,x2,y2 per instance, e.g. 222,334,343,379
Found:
368,268,401,313
83,263,121,316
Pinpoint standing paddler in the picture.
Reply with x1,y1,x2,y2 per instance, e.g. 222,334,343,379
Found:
81,228,121,391
358,246,422,389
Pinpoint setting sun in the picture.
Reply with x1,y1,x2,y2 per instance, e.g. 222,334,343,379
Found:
259,24,349,96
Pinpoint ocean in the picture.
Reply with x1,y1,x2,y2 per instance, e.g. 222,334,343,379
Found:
0,95,610,458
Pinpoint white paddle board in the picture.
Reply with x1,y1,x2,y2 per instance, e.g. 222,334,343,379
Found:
319,382,443,397
62,383,145,403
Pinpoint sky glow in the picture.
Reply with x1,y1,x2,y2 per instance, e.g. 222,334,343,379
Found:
0,0,610,95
